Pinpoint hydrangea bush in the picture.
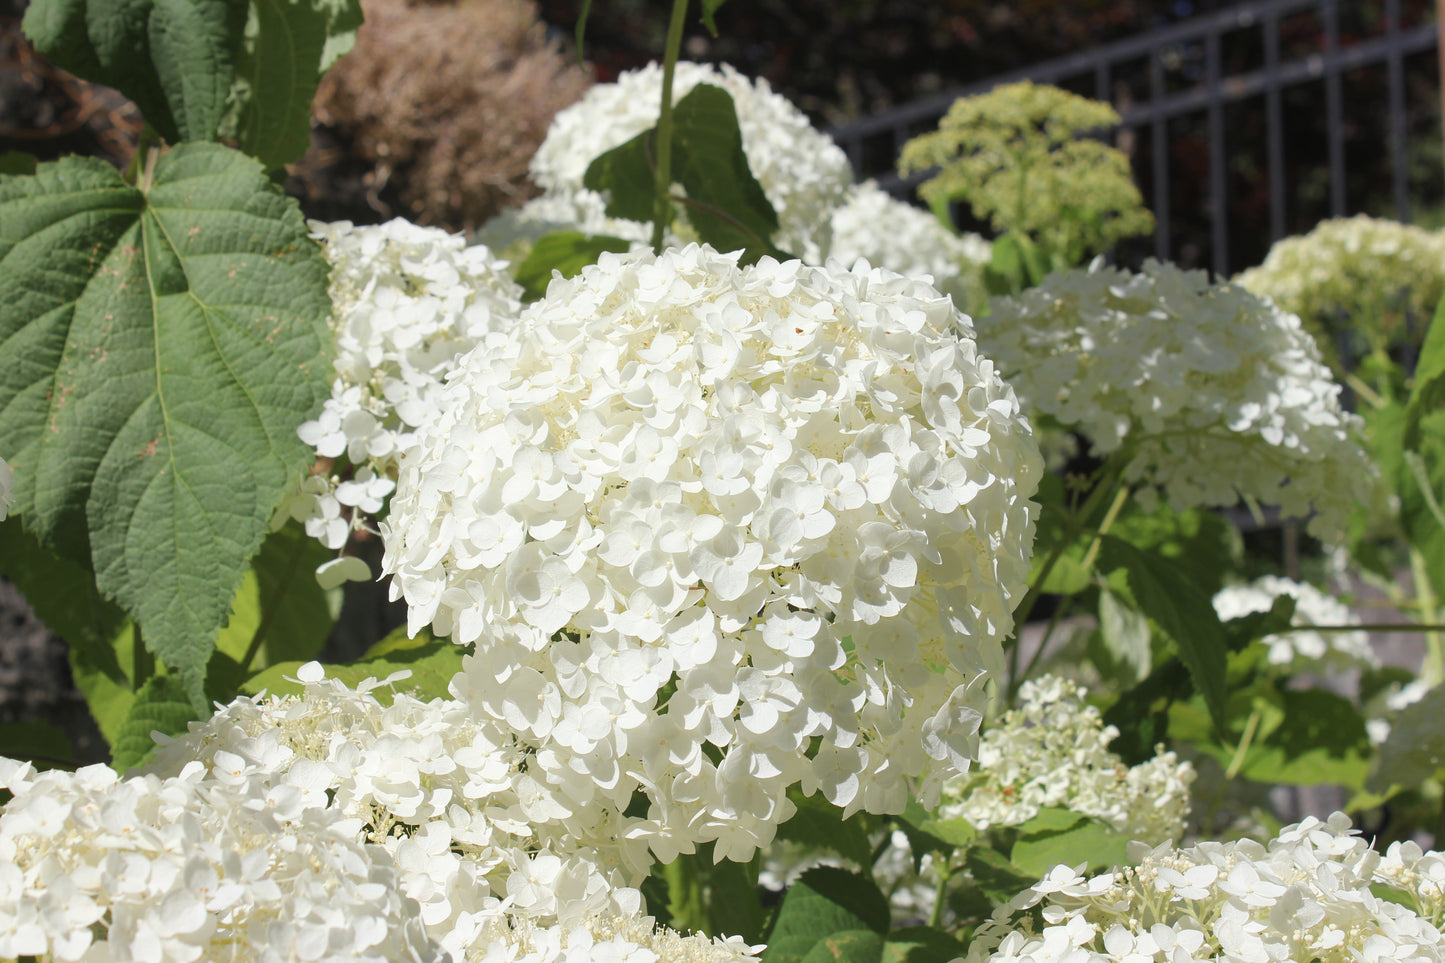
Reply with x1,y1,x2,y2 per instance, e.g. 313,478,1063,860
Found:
2,2,1444,962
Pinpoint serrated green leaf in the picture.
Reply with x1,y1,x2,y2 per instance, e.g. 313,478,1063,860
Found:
110,674,201,771
23,0,241,144
778,788,876,869
514,232,635,301
1011,812,1127,877
229,0,364,169
763,867,890,963
0,146,333,712
1098,535,1228,734
961,845,1036,906
800,931,885,963
241,625,464,703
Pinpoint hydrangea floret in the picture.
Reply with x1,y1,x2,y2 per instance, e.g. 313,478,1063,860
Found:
380,243,1043,862
939,675,1195,841
969,812,1445,963
525,62,854,258
978,258,1371,535
1211,575,1375,672
288,219,524,567
0,754,442,962
823,181,992,313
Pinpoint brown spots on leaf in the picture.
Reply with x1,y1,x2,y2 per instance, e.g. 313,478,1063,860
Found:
139,436,160,458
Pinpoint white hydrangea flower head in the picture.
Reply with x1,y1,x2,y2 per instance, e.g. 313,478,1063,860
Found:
468,913,760,963
1211,575,1376,671
528,62,854,258
823,181,992,314
382,243,1043,862
0,454,12,521
0,756,442,963
979,258,1371,536
291,219,525,568
939,675,1194,842
970,812,1445,963
147,664,649,961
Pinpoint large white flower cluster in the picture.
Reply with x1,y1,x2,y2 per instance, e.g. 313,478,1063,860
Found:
938,675,1194,842
145,664,645,961
524,61,854,258
381,243,1043,862
979,259,1370,535
969,812,1445,963
468,914,759,963
0,754,441,963
824,181,992,313
290,219,523,566
1211,575,1375,672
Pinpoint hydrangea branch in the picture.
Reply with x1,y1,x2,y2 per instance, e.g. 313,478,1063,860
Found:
652,0,691,252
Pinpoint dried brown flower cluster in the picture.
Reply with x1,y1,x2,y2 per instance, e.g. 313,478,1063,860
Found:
292,0,593,231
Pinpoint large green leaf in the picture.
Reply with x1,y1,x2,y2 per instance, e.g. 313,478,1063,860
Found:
228,0,364,169
23,0,241,144
0,146,333,711
1098,535,1228,733
764,867,890,963
777,788,876,870
1010,808,1128,876
213,520,336,671
514,232,635,302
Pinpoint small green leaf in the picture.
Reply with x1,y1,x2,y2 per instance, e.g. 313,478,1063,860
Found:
514,231,635,301
228,0,365,168
0,146,334,712
1098,535,1228,734
764,867,890,963
916,815,977,849
1011,811,1127,877
1096,585,1150,683
698,0,728,35
110,674,202,772
242,625,464,703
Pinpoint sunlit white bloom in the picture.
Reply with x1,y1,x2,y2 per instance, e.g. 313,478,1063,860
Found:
823,181,992,313
382,243,1042,862
471,912,761,963
980,259,1370,536
1211,575,1376,671
528,62,854,258
970,812,1445,963
0,757,441,963
291,219,524,578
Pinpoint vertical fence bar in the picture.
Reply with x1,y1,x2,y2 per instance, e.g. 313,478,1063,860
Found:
1323,0,1347,216
1387,0,1410,222
1151,49,1171,261
1265,10,1287,241
1207,28,1229,274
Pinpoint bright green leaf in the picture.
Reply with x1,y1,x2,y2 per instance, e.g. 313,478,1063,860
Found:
1011,812,1128,876
916,816,977,849
110,674,201,772
763,867,890,963
242,625,464,703
1231,688,1372,788
514,231,635,301
228,0,364,169
23,0,241,144
1098,535,1228,733
0,146,334,711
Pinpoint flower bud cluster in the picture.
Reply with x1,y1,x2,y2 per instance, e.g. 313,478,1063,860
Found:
289,219,523,561
1211,575,1375,672
971,812,1445,963
525,62,854,259
939,675,1195,842
980,259,1370,536
0,754,440,962
381,243,1042,862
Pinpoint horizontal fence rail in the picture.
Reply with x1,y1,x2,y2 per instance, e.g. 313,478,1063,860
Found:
830,0,1438,277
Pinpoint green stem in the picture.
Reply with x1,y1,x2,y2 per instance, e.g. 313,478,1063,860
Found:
238,535,309,679
1224,706,1262,781
1286,622,1445,633
928,856,954,929
1079,485,1130,573
1411,545,1444,687
651,0,690,253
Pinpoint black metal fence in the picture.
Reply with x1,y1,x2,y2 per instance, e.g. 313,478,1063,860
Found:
830,0,1439,277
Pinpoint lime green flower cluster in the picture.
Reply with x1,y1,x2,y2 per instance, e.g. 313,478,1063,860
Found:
1235,215,1445,363
898,81,1154,264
